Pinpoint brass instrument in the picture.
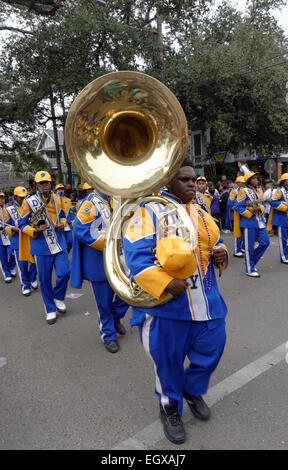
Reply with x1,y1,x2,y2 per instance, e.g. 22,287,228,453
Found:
28,191,49,227
244,199,262,210
28,201,47,227
65,71,196,307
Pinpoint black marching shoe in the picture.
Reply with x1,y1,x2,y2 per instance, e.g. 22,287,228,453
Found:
104,340,119,353
183,391,211,421
114,321,126,335
159,403,185,445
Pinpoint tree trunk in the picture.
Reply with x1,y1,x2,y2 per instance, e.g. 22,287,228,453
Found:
60,94,72,185
49,87,63,183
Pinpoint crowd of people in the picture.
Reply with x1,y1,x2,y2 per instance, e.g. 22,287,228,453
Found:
1,159,287,445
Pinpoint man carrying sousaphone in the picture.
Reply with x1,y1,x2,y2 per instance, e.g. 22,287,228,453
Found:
234,170,270,278
123,158,229,445
18,171,71,325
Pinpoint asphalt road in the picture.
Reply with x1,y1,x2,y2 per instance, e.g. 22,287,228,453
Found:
1,232,288,451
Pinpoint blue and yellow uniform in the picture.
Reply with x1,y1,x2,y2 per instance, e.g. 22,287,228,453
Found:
123,191,229,416
227,177,245,256
196,176,211,213
19,187,70,316
234,172,269,276
267,174,288,263
0,193,16,282
71,191,129,345
195,190,210,213
5,187,37,294
55,185,75,254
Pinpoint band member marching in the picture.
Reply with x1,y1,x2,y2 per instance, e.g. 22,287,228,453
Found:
234,171,270,277
54,184,75,254
267,173,288,264
71,189,129,353
75,182,94,211
0,191,16,283
5,187,38,296
18,171,71,325
227,176,245,257
123,159,229,444
195,176,211,213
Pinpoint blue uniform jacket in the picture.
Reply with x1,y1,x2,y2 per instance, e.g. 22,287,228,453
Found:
269,188,288,227
226,188,238,223
0,206,11,247
234,186,266,229
123,192,228,325
5,203,22,250
71,191,111,287
18,193,67,255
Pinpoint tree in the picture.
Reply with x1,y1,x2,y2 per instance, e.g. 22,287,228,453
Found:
11,148,51,176
1,0,288,184
166,0,288,160
0,0,65,16
0,0,213,181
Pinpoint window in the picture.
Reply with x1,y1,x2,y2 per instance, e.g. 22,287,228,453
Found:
193,133,202,156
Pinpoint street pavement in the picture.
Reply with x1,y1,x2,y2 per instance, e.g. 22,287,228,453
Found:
0,232,288,450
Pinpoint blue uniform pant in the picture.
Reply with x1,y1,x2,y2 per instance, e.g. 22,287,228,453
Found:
91,281,129,342
64,231,73,254
277,226,288,262
243,227,270,274
0,245,15,278
35,251,71,314
13,249,37,290
138,316,226,417
234,235,244,255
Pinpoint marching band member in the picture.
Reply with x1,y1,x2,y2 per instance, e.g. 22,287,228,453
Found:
5,187,38,296
0,192,16,283
18,171,71,325
267,173,288,264
71,189,129,353
75,182,94,211
227,176,245,257
234,171,270,277
123,159,229,444
54,184,75,254
195,176,211,213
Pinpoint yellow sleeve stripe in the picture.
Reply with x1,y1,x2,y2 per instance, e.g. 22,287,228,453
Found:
20,200,31,217
277,203,288,212
5,227,13,236
22,226,37,238
125,206,155,243
135,266,174,300
77,200,96,224
241,210,253,219
89,236,104,251
272,190,281,200
259,204,265,214
237,189,246,202
216,243,229,271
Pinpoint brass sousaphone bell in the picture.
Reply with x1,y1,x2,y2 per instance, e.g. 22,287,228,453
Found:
65,71,196,306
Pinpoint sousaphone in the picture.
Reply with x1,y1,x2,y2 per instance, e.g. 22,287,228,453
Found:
65,71,196,306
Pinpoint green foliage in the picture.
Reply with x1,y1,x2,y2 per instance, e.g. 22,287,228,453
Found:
0,0,288,167
11,148,51,175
